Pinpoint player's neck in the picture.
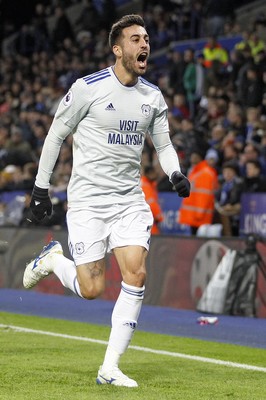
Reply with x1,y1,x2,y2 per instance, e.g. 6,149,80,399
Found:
112,64,137,87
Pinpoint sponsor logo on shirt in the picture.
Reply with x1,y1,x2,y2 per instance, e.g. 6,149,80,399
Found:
107,119,143,145
108,133,143,145
119,120,139,131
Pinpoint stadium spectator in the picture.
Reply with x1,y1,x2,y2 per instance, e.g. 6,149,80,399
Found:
190,0,204,39
225,102,246,145
239,142,266,176
75,0,101,35
141,165,164,235
0,165,21,191
15,24,37,56
167,49,186,95
234,30,251,53
253,11,266,35
203,0,234,37
0,123,33,169
203,36,229,69
208,124,227,156
31,3,51,52
100,0,117,31
183,48,197,118
222,143,240,165
241,64,264,108
248,32,265,64
30,119,48,158
240,159,266,192
0,162,37,192
178,150,218,234
5,125,32,155
171,93,190,119
202,37,231,92
215,160,243,236
194,51,207,100
152,20,172,50
205,147,220,172
171,118,209,171
245,106,263,142
52,6,75,51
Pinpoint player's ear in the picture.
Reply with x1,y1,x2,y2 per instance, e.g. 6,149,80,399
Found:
113,45,122,58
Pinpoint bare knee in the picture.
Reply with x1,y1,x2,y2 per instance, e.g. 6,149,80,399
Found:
79,282,105,300
123,269,146,287
77,260,105,300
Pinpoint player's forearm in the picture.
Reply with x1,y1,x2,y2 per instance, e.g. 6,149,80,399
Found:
35,127,64,189
156,142,181,179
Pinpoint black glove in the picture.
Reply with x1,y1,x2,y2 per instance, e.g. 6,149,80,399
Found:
30,185,53,222
171,171,190,198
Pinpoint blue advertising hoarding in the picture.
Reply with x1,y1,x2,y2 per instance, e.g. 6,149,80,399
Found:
158,192,191,235
239,193,266,237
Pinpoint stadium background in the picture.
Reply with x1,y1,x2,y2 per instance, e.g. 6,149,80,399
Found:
1,0,266,319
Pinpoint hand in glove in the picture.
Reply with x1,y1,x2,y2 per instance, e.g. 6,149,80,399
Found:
171,171,190,198
30,185,53,222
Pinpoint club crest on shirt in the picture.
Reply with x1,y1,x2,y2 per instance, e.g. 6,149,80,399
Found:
141,104,151,118
63,90,73,106
75,242,85,254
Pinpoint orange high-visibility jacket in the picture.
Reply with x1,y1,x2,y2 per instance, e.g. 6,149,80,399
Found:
141,175,163,234
179,160,218,228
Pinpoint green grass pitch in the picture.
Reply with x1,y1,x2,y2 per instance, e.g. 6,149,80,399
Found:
0,311,266,400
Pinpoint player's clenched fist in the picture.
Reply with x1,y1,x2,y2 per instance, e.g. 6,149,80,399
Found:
171,171,191,198
30,185,53,221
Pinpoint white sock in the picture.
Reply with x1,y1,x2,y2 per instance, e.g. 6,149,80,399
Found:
102,281,145,370
51,253,83,297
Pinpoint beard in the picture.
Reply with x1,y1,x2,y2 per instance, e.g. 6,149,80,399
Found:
121,52,147,77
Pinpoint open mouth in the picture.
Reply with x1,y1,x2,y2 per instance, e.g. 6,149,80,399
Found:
137,52,148,68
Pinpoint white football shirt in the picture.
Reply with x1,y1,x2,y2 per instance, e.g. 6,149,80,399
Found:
36,66,180,206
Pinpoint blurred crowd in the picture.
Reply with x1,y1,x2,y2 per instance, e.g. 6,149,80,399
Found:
0,0,266,235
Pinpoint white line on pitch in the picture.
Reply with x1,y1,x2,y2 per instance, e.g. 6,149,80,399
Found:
1,324,266,373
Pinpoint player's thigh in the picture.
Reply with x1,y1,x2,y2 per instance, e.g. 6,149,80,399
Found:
108,201,153,252
113,245,148,287
76,258,106,298
66,207,109,264
66,207,110,298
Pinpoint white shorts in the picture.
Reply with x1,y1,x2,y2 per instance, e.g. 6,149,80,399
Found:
66,201,153,265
